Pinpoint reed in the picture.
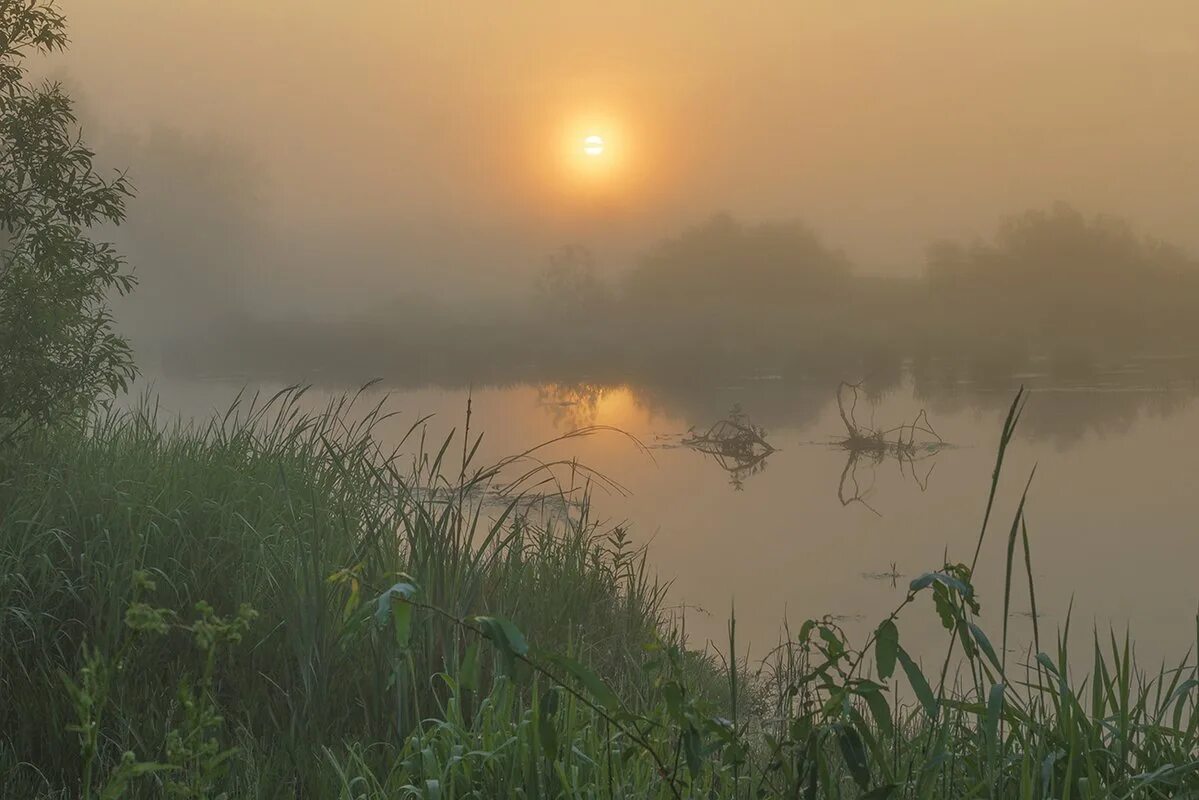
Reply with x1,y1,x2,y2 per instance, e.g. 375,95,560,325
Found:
2,387,1197,798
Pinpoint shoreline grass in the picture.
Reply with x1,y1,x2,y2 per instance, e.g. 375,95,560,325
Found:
1,387,1198,798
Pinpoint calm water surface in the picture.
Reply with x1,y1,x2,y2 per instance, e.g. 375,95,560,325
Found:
145,361,1199,665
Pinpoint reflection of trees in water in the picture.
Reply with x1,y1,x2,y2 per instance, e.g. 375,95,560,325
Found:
529,355,1198,460
535,383,613,430
681,405,776,491
910,358,1199,450
627,368,865,434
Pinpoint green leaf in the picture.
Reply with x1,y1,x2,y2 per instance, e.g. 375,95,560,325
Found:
662,680,685,722
861,784,900,799
459,641,481,692
391,597,412,649
909,572,938,593
374,580,418,626
897,646,938,720
933,583,957,632
875,619,898,680
471,615,529,657
683,723,703,780
984,682,1005,746
969,622,1001,670
1035,652,1059,676
538,687,560,761
837,725,871,789
543,652,624,714
957,619,976,659
818,626,845,659
861,687,894,738
911,570,974,604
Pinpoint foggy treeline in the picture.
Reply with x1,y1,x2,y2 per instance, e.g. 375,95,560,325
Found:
155,194,1199,392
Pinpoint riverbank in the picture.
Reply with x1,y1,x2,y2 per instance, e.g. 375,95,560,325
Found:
2,389,1197,798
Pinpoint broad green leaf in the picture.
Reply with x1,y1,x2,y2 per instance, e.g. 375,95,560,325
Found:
818,626,845,659
897,646,937,720
861,688,894,738
875,619,898,680
911,571,974,603
837,725,870,789
471,615,529,657
933,583,956,631
374,580,419,626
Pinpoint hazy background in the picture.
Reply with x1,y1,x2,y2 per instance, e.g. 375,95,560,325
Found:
31,0,1199,657
37,1,1199,376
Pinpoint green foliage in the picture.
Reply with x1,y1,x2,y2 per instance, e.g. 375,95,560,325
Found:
0,388,673,796
0,0,136,433
4,386,1199,798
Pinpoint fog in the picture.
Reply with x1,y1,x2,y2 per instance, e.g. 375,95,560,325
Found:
39,1,1199,380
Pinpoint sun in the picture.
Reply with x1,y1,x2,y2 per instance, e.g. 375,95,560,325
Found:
582,134,604,156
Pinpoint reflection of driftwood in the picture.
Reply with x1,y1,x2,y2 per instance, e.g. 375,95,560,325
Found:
862,561,903,588
835,382,946,514
683,405,776,491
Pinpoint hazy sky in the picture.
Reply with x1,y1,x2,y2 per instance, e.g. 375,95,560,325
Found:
48,1,1199,293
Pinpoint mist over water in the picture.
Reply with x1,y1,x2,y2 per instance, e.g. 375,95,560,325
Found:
55,1,1199,657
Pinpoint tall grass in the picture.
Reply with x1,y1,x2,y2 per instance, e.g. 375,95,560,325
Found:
1,386,1198,798
0,387,683,796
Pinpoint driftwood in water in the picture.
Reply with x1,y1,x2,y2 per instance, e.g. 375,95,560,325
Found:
683,405,776,491
835,381,946,514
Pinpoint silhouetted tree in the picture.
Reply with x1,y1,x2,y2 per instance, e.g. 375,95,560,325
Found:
533,244,612,321
924,203,1199,353
0,0,135,436
623,213,850,310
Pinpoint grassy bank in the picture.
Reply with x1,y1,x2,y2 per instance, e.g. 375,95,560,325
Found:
1,388,1198,798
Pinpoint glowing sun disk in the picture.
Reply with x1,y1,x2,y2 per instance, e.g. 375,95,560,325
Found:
583,134,604,156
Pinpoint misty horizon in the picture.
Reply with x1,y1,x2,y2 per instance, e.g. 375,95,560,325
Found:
37,1,1199,357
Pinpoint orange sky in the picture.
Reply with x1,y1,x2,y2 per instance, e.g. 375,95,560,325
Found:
50,1,1199,280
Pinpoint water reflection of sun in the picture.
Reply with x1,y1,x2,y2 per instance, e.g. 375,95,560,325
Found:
537,383,639,430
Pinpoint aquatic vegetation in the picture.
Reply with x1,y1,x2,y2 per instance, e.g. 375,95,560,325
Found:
3,387,1199,798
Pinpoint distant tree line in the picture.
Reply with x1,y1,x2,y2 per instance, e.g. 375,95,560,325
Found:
529,204,1199,375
